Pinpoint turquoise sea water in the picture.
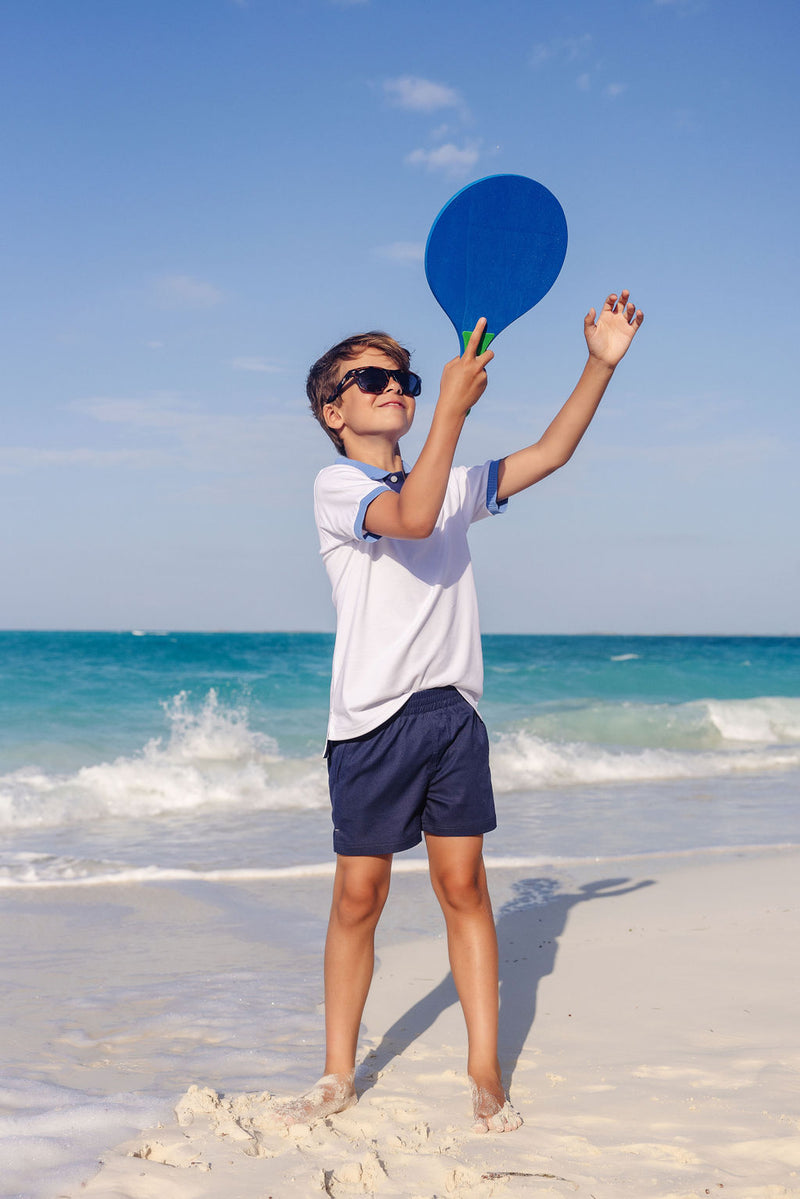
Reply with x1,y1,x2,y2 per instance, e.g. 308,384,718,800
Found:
1,632,798,885
1,632,799,1197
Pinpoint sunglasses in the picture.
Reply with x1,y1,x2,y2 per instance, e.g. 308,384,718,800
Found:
325,366,422,406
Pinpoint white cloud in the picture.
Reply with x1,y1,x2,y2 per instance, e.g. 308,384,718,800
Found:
231,356,285,373
576,73,591,91
384,76,462,113
153,274,224,309
605,82,627,98
372,242,425,264
406,143,479,176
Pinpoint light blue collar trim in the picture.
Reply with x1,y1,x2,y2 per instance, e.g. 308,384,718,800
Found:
340,456,410,480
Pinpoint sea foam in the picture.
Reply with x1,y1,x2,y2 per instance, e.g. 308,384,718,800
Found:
1,843,797,889
1,690,799,832
0,689,329,830
0,1077,168,1199
490,730,800,793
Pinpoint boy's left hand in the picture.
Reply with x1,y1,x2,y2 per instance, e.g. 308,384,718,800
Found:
584,290,644,368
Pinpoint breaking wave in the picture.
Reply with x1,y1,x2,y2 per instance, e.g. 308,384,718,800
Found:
1,691,798,831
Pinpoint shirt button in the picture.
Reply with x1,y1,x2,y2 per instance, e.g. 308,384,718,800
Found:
389,475,398,483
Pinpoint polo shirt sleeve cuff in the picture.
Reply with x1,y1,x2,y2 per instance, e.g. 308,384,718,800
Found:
356,484,390,541
486,459,508,515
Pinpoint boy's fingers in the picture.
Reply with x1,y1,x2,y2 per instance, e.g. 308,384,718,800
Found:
464,317,488,357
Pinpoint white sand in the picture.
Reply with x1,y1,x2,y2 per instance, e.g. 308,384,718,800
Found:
10,847,800,1198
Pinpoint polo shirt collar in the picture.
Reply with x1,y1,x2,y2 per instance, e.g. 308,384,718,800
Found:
340,456,410,481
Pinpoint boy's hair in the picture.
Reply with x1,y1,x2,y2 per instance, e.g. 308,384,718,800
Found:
307,331,411,456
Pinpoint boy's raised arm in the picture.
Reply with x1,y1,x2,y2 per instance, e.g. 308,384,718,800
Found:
496,290,644,502
364,321,494,539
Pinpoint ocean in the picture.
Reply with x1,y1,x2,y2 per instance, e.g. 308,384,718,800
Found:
1,632,799,1197
1,631,799,884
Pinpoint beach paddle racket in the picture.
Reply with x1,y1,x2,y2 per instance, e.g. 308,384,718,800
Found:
425,174,568,355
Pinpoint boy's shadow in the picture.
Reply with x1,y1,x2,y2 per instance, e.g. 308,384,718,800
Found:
359,875,654,1091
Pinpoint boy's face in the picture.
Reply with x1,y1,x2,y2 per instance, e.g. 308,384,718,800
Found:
323,349,416,453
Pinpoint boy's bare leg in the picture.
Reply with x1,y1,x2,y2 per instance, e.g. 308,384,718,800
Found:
426,833,522,1133
270,853,392,1127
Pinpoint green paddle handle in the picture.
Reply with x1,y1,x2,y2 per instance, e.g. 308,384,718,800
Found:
462,329,495,355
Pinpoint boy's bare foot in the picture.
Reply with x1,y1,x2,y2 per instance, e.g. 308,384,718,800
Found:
469,1075,523,1134
268,1071,356,1128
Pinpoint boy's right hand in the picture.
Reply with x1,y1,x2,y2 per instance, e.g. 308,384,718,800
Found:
365,320,493,540
437,318,494,419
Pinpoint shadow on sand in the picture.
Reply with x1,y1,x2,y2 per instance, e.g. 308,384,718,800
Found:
359,874,655,1092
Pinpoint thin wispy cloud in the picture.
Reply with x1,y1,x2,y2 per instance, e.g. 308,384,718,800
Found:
576,75,628,96
0,447,167,473
406,142,479,176
533,33,628,99
1,394,301,480
372,242,425,264
531,33,592,68
532,32,629,102
231,357,285,374
384,76,463,113
589,435,789,472
74,396,193,429
72,394,282,476
153,274,224,309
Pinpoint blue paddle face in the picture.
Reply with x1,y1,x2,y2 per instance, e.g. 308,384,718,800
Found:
425,174,568,354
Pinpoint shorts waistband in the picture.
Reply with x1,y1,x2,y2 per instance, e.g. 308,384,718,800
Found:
399,686,465,715
324,688,471,757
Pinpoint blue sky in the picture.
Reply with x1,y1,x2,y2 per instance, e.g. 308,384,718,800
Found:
1,0,797,633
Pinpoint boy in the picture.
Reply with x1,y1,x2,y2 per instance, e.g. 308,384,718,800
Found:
276,291,643,1133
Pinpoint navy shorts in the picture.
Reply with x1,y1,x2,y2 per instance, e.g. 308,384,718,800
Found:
326,686,496,857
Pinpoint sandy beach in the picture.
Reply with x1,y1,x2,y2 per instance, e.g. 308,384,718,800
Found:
1,845,797,1199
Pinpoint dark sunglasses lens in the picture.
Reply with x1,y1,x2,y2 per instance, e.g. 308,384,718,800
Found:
353,367,389,393
351,367,422,396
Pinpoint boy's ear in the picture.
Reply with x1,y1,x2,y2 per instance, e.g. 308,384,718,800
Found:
323,403,344,431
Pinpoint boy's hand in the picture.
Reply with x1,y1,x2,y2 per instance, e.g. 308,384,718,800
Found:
363,320,494,539
437,318,495,418
584,290,644,369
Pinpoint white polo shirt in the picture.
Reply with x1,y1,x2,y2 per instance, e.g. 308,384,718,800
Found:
314,456,507,741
